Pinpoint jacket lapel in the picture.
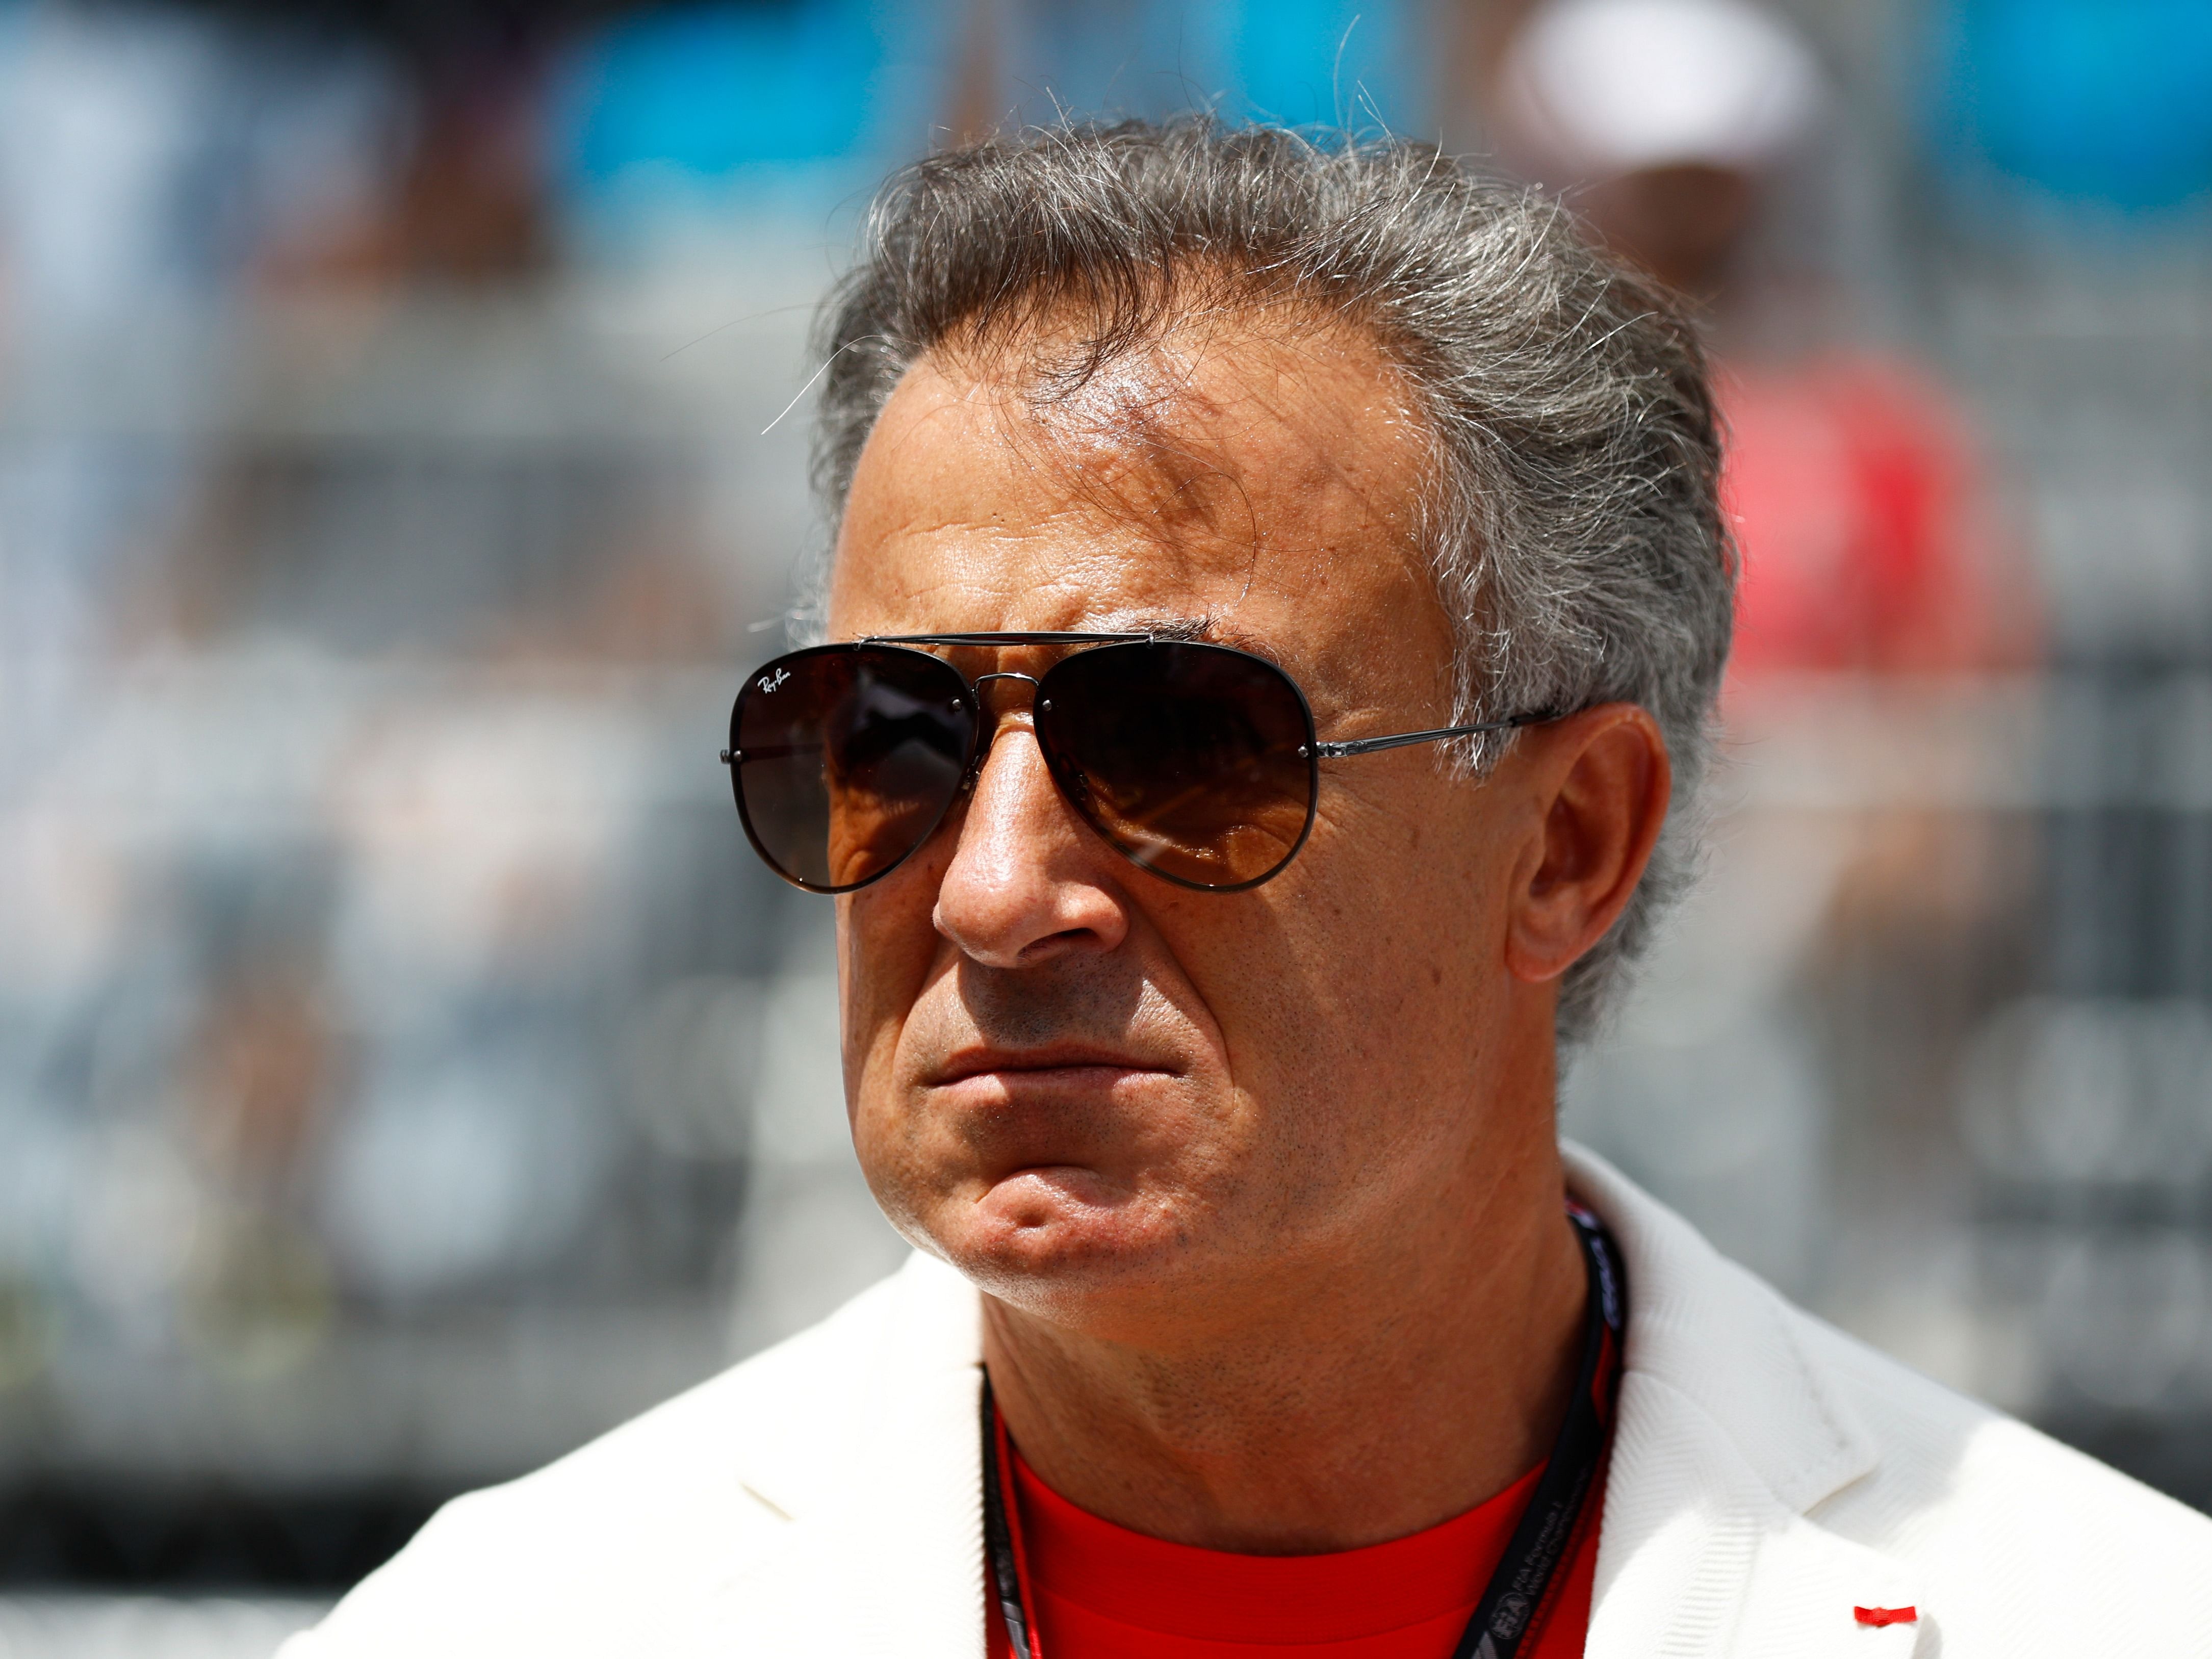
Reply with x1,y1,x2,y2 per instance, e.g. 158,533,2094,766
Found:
687,1253,989,1658
1568,1146,1925,1658
1587,1371,1924,1657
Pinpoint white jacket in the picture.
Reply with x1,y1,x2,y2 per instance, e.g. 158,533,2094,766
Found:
284,1147,2212,1656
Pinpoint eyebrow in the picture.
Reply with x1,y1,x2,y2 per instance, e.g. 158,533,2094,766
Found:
1179,614,1280,660
1118,612,1212,643
1088,612,1289,660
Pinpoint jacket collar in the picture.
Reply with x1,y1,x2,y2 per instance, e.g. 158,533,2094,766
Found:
1564,1143,1876,1514
1565,1144,1924,1656
707,1154,1923,1656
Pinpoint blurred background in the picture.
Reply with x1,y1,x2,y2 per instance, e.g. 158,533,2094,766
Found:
0,0,2205,1650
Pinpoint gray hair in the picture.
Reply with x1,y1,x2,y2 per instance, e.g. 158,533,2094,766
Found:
811,118,1734,1043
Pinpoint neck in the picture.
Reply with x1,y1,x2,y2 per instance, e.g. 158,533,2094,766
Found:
980,1138,1588,1554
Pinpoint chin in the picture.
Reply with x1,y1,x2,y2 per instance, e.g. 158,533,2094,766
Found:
935,1168,1196,1316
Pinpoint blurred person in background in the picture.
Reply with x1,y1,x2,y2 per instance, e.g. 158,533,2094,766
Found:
283,119,2208,1659
1485,0,2038,678
1480,0,2043,1302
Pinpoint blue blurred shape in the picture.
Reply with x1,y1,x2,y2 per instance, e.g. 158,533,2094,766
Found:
964,0,1424,144
1221,0,1416,132
554,0,948,243
565,0,885,180
1930,0,2212,211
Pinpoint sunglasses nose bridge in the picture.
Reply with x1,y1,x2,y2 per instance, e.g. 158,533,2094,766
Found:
967,670,1047,758
956,672,1039,783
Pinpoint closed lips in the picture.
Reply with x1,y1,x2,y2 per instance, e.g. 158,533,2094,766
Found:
929,1049,1173,1085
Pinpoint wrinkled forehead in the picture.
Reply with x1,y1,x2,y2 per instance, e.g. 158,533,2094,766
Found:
955,303,1417,522
828,308,1439,641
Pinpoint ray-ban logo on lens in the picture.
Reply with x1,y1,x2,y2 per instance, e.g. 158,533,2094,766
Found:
757,667,790,694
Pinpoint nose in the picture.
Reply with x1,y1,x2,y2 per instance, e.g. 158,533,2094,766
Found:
932,701,1131,969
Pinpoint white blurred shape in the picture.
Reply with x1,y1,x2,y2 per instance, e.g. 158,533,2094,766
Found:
1495,0,1822,180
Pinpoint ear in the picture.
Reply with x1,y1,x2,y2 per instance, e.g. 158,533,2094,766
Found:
1502,704,1673,986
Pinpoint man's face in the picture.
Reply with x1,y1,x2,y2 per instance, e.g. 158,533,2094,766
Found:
828,316,1555,1338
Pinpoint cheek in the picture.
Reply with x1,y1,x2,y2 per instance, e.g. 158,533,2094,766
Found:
837,865,962,1246
1217,782,1505,1113
837,853,951,1122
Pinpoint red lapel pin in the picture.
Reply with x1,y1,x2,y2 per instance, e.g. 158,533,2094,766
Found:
1854,1606,1917,1628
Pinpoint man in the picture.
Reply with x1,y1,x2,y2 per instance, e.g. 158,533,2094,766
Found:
1484,0,2036,681
285,121,2210,1658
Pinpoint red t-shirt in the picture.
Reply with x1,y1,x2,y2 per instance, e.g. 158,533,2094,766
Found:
1717,354,2034,683
987,1443,1600,1659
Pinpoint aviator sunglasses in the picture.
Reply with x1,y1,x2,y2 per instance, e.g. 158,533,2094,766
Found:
724,632,1556,895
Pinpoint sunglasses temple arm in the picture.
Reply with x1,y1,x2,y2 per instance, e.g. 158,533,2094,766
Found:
1313,711,1556,760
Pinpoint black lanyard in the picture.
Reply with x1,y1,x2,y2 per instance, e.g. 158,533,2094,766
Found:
982,1204,1628,1659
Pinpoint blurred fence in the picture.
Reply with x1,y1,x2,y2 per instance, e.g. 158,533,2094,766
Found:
0,266,910,1592
1946,235,2212,1497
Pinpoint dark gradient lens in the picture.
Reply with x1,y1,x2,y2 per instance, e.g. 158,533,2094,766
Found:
1036,641,1318,890
731,645,976,892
